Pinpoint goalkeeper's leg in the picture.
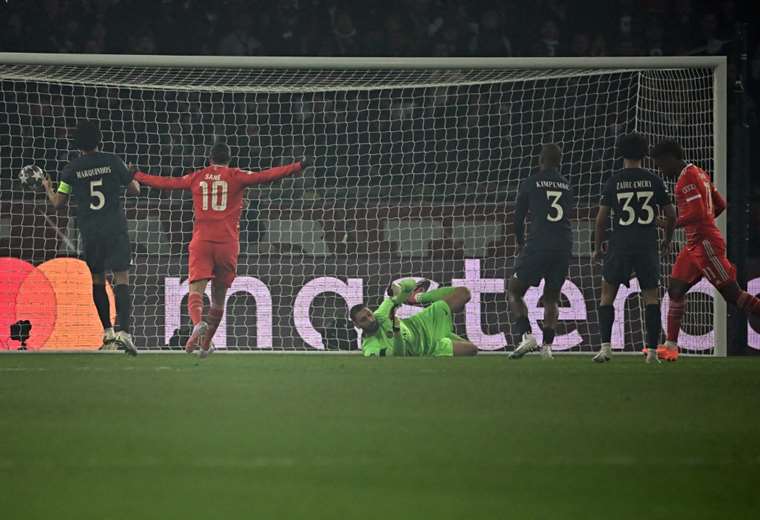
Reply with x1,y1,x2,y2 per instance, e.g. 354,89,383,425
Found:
414,285,470,312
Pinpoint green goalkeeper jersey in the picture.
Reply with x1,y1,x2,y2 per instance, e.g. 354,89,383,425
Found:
361,279,417,357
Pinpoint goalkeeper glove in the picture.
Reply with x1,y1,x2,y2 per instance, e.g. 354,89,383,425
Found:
387,279,431,306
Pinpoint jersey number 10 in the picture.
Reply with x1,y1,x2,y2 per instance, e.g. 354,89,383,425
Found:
199,180,228,211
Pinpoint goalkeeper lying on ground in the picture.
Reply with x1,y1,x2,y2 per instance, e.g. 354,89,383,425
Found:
350,279,478,357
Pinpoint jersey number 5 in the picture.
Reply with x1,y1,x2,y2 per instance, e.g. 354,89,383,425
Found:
199,180,228,211
89,179,106,210
617,191,654,226
546,190,564,222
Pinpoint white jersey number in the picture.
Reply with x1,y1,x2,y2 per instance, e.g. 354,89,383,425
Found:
546,190,564,222
199,180,228,211
617,191,654,226
89,179,106,210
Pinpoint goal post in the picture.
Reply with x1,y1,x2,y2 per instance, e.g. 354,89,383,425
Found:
0,53,727,354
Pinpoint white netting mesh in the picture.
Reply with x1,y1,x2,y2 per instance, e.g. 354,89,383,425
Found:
0,61,719,353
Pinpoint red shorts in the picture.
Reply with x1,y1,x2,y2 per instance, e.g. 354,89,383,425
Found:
188,238,239,288
670,238,736,288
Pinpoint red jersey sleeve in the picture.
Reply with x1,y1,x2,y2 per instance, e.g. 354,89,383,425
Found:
236,162,303,186
675,169,710,228
711,183,726,218
135,170,194,190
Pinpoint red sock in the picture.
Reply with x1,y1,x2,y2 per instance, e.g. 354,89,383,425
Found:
188,292,203,326
667,296,685,343
202,307,224,348
737,291,760,317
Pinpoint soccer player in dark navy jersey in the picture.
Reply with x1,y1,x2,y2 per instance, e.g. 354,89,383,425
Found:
509,144,574,359
592,133,676,363
43,120,140,355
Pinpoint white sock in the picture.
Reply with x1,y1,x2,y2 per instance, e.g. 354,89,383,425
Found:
664,340,677,349
601,342,611,353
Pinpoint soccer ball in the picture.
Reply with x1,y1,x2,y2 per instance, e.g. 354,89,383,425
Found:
18,165,45,191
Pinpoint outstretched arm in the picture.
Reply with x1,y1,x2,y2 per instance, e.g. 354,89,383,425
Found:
134,170,193,190
239,161,305,186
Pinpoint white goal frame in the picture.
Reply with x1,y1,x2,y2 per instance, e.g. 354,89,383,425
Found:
0,53,728,355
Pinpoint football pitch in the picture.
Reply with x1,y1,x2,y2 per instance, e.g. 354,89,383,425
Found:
1,354,758,519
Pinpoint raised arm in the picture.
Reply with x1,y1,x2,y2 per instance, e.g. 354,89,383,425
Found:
134,170,193,191
238,161,305,186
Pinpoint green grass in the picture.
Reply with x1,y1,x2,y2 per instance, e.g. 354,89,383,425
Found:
1,354,759,519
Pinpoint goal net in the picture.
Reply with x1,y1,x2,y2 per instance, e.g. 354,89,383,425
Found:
0,55,727,354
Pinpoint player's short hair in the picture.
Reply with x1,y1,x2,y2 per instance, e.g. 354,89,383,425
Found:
210,142,231,164
73,120,101,151
540,143,562,168
349,303,367,321
652,140,684,161
616,133,649,160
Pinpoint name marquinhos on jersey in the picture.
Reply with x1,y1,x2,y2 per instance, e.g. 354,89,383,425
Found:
616,179,654,190
76,166,112,179
535,180,569,190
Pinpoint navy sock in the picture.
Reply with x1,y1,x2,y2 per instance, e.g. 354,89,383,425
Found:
114,284,131,334
92,284,111,330
542,327,556,345
599,305,614,344
515,316,532,336
645,304,662,349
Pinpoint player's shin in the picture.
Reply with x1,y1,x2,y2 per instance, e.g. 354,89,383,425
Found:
644,304,661,349
92,284,112,330
666,296,685,344
202,306,224,349
188,292,204,326
113,284,132,334
594,305,614,362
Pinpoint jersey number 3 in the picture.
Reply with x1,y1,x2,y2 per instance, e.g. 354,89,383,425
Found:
199,180,228,211
546,190,564,222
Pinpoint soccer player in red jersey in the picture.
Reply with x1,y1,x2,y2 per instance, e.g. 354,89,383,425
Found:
134,143,308,357
653,141,760,360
